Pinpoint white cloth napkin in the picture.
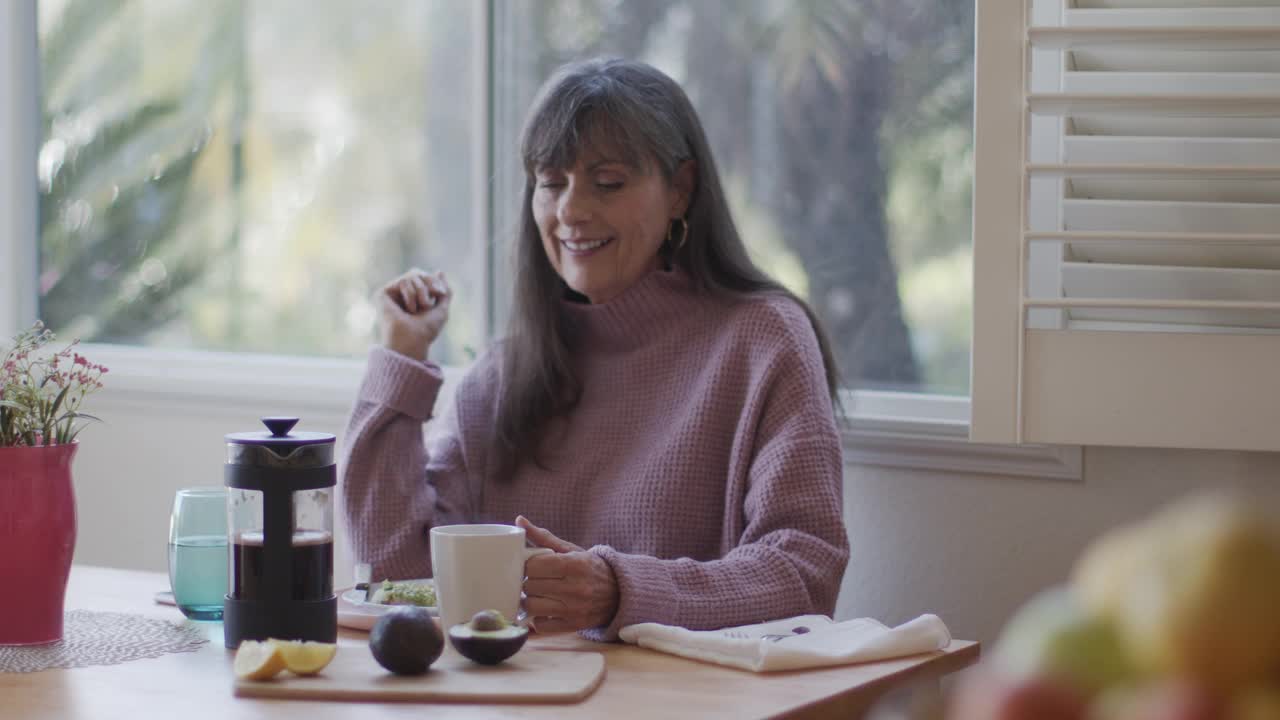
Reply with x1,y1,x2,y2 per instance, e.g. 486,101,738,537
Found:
617,614,952,673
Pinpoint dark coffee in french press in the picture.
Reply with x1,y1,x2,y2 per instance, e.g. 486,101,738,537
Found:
231,530,333,602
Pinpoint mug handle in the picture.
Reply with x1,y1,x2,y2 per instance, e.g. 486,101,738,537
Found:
517,548,555,627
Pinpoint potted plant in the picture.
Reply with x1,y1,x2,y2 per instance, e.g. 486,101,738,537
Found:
0,321,107,645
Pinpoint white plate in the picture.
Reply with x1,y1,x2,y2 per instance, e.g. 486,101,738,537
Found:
337,579,437,632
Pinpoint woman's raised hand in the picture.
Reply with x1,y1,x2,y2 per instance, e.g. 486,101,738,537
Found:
517,516,620,634
376,269,452,362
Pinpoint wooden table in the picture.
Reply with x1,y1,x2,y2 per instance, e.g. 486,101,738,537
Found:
3,566,979,719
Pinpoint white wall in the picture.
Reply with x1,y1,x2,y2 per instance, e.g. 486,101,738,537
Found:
835,446,1280,647
71,392,1280,649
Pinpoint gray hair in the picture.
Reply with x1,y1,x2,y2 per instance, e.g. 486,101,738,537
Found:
522,59,692,179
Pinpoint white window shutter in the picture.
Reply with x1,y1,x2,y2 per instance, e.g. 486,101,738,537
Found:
972,0,1280,451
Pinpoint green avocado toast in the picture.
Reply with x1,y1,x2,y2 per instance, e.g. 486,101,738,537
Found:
369,579,436,607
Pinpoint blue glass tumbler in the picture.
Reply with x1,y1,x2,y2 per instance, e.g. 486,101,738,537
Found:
167,487,229,621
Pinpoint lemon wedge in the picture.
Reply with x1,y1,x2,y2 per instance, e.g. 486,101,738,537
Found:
233,640,287,681
272,640,338,675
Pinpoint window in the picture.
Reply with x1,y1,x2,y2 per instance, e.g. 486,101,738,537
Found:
490,1,976,396
32,0,976,397
36,0,481,366
971,0,1280,452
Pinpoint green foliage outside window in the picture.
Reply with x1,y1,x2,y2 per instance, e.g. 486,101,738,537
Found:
37,0,974,395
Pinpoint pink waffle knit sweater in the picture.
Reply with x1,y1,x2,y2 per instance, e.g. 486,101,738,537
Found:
340,267,849,641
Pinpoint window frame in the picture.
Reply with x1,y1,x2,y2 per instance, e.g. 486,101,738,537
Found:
1,0,1080,481
0,0,39,344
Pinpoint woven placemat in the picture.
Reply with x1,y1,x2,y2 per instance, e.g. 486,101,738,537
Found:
0,610,209,673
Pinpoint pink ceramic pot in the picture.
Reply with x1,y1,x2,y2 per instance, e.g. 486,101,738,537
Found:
0,442,78,645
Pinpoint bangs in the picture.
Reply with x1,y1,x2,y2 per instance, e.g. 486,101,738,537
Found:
522,95,657,175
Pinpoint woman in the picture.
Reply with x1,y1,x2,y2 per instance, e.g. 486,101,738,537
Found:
341,57,849,641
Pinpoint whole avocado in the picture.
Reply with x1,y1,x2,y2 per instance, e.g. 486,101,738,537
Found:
369,607,444,675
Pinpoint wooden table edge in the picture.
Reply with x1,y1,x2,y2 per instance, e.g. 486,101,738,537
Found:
774,641,981,720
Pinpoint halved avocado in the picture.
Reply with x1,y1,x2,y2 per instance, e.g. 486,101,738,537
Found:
369,606,444,675
448,610,528,665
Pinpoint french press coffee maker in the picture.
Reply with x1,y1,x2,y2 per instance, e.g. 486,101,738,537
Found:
223,416,337,648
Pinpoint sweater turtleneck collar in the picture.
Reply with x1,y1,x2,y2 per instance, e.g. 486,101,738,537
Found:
560,266,700,350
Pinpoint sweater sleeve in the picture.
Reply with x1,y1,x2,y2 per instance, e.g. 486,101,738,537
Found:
339,346,474,581
584,314,850,641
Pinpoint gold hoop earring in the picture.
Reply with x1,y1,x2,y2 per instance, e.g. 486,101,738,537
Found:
668,217,689,253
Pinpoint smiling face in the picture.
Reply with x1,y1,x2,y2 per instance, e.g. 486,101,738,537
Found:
532,149,690,304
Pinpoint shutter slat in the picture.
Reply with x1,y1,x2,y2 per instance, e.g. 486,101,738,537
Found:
1063,72,1280,95
1071,48,1280,73
1062,263,1280,301
1063,137,1280,167
1064,244,1280,270
1025,231,1280,244
1070,116,1280,137
1031,26,1280,50
1029,94,1280,117
1066,8,1280,29
1063,199,1280,234
1029,164,1280,178
1060,262,1280,328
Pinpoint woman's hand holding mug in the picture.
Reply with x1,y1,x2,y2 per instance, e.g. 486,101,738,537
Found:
517,515,620,633
378,268,451,362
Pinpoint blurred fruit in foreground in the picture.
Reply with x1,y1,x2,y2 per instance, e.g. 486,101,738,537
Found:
1073,493,1280,695
1073,522,1149,622
1230,686,1280,720
950,671,1088,720
993,587,1137,696
950,491,1280,720
1090,681,1222,720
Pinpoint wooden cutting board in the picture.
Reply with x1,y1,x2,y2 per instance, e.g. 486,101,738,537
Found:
233,649,605,704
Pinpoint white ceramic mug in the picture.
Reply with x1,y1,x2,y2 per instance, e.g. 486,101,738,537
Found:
429,524,552,647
